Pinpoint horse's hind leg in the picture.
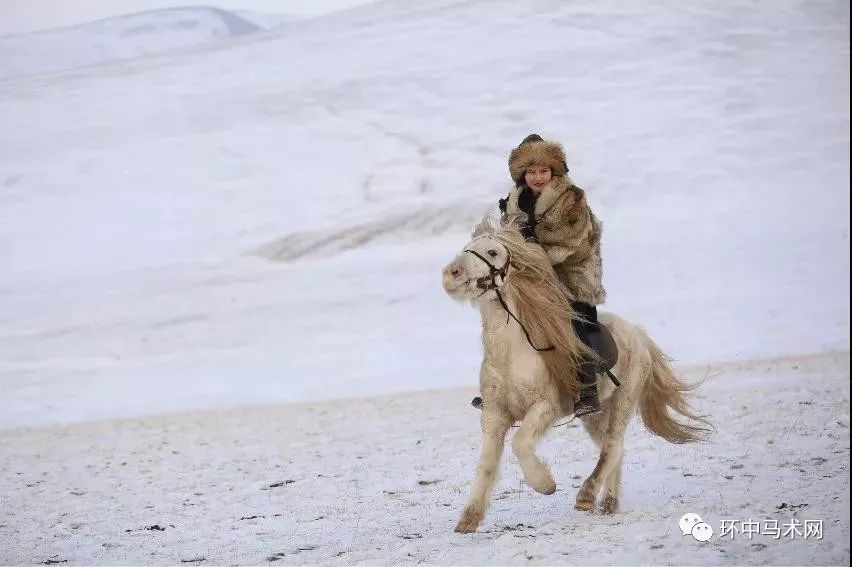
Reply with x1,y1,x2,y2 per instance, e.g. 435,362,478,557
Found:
456,410,512,534
512,401,559,495
601,454,624,515
576,396,632,513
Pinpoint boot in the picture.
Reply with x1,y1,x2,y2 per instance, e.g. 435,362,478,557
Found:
571,301,601,417
574,357,600,417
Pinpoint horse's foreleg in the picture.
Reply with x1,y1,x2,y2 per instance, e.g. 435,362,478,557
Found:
512,401,559,495
455,411,511,534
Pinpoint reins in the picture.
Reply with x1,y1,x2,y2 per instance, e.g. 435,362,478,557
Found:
463,236,623,425
463,248,555,352
463,246,621,388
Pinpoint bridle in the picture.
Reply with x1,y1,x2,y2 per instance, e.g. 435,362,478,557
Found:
463,248,510,294
461,236,622,422
463,246,555,352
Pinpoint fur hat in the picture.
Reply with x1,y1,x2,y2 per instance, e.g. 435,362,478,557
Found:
508,134,568,184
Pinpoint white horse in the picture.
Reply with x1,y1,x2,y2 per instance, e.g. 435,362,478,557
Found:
441,218,712,533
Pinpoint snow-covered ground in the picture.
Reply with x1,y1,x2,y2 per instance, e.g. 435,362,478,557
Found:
1,352,849,565
0,0,849,563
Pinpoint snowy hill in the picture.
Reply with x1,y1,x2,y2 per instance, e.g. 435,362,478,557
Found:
0,0,849,428
234,10,300,30
0,6,265,80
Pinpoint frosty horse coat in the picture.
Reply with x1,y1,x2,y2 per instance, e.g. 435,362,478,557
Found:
441,219,712,534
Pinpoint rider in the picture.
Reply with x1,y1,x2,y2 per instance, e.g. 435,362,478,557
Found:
498,134,607,416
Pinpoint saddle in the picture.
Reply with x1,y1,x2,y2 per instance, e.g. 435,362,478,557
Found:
471,319,621,410
588,322,618,374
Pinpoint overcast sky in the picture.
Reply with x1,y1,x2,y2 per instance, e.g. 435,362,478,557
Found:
0,0,377,35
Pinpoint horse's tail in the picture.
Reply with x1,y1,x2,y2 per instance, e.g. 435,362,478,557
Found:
638,331,714,444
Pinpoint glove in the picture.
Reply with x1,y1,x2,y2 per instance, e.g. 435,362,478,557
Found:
520,223,538,241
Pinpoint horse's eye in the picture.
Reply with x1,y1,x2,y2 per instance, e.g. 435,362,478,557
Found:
488,249,498,257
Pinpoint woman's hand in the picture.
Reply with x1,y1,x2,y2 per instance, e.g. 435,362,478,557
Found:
520,223,538,242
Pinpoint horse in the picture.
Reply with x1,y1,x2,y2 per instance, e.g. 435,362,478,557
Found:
441,217,712,534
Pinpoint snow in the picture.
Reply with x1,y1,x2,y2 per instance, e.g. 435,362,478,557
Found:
0,7,264,80
1,0,848,429
1,352,849,564
0,0,849,563
233,10,300,30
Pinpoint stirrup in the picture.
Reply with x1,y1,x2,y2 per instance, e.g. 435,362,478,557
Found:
574,404,600,418
574,391,600,417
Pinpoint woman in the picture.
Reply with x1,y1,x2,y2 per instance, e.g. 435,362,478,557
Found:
498,134,607,416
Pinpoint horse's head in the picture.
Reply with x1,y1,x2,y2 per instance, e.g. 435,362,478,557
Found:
441,229,512,304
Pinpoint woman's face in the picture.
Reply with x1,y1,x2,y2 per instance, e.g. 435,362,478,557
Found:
524,165,552,193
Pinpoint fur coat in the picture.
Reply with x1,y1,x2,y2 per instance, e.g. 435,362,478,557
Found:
501,175,606,306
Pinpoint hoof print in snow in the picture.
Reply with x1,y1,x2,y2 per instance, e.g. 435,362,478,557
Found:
503,523,534,531
751,543,768,550
41,558,68,565
400,533,423,540
267,552,286,562
126,524,169,532
418,479,440,486
180,557,205,563
777,502,808,510
650,543,664,549
264,480,295,489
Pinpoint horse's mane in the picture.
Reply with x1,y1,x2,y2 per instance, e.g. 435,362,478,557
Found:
473,217,597,402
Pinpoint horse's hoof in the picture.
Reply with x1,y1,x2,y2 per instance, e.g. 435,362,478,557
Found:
524,468,556,495
533,478,556,495
602,495,618,515
454,521,477,534
574,498,595,512
454,508,482,533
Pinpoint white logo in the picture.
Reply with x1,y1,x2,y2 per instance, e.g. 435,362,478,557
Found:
692,522,714,542
680,513,713,542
